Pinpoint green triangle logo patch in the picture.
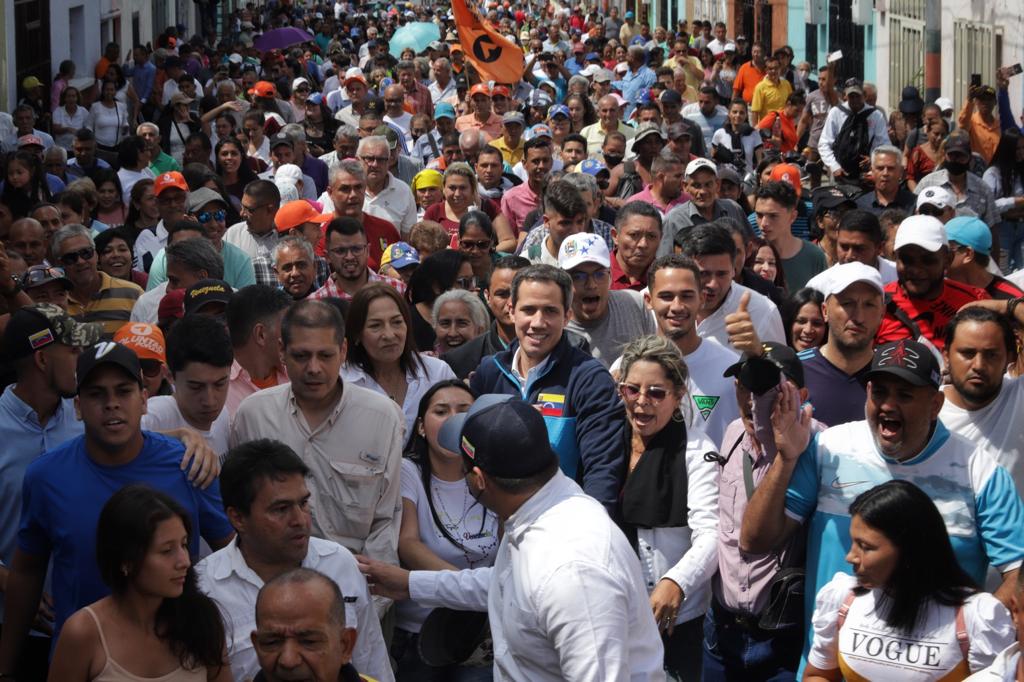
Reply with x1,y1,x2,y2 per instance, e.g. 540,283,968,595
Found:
692,395,720,421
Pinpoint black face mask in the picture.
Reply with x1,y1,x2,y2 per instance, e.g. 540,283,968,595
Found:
604,153,624,167
945,159,969,175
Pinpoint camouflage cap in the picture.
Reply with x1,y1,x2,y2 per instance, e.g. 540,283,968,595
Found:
3,303,103,360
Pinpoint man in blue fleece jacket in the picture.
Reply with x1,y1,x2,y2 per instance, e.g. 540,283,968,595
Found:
469,264,626,513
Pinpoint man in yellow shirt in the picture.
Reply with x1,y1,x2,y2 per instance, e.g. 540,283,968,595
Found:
750,56,793,124
491,111,526,166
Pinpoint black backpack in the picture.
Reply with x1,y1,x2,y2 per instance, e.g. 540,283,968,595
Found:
832,105,873,176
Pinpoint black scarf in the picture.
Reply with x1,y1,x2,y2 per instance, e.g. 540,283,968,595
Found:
620,418,690,529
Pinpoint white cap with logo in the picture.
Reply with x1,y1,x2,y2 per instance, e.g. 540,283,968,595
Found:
558,233,611,271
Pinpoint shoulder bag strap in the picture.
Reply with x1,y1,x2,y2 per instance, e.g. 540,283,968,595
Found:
836,589,857,631
954,604,970,662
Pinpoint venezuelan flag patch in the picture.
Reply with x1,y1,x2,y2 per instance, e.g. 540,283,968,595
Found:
537,393,565,417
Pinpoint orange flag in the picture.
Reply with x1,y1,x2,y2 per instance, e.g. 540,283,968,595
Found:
450,0,525,84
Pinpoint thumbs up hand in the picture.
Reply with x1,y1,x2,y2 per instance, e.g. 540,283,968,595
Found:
724,291,763,356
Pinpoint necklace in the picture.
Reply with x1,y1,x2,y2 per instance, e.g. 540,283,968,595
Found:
430,479,500,568
432,480,474,531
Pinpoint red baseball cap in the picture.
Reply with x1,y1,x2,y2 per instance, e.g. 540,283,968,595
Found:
153,171,188,196
469,83,491,98
275,199,333,233
157,288,185,325
769,163,803,198
249,81,277,98
491,85,512,99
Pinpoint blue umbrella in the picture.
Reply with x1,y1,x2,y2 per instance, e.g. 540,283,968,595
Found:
254,27,316,53
388,22,441,58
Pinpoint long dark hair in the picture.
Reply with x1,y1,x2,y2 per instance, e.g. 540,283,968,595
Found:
124,178,157,236
407,249,469,306
564,93,597,128
781,286,825,347
95,484,225,670
405,379,482,551
214,137,258,185
990,127,1024,200
849,480,977,633
2,151,51,219
345,282,425,378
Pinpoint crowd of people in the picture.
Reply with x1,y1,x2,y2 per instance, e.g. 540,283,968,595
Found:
3,0,1024,680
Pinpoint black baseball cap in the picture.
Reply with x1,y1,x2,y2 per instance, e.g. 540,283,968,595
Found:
724,342,804,395
270,132,294,149
811,186,856,216
184,279,234,315
3,304,103,360
865,339,941,389
438,394,557,478
77,342,144,392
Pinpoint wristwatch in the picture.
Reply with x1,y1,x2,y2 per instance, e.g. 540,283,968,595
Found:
1007,297,1024,319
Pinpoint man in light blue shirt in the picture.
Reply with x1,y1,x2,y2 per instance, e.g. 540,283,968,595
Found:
124,46,157,104
615,46,657,118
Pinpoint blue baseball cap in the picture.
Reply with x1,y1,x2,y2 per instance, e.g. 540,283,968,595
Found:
548,104,570,119
434,102,456,120
578,158,609,177
307,92,323,105
525,124,553,141
945,216,992,256
438,394,558,477
625,10,635,18
585,52,600,61
380,242,420,271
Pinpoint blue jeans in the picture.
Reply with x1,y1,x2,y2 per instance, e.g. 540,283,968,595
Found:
999,221,1024,273
701,600,801,682
392,628,494,682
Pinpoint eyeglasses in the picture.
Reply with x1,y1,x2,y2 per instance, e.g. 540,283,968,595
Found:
384,98,404,105
618,382,670,403
20,266,67,287
569,269,610,284
455,275,478,290
329,244,367,257
240,203,269,215
359,155,390,165
59,247,95,266
459,238,491,251
195,209,227,224
140,359,164,378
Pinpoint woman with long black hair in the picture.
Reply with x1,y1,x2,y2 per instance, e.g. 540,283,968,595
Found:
47,484,232,681
805,480,1013,681
983,127,1024,272
393,380,499,681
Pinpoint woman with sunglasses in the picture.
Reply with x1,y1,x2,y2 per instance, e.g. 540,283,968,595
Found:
392,380,499,680
457,210,502,285
341,283,457,443
617,335,720,682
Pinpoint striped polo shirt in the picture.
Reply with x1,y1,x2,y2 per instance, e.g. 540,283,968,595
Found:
68,271,143,337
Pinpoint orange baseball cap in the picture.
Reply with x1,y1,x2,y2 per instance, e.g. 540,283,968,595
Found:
491,85,512,98
249,80,277,98
113,322,167,364
469,83,491,98
769,163,803,198
275,199,333,233
153,171,188,196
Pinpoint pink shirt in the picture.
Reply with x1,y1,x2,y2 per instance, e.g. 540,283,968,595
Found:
625,185,691,214
500,182,541,235
225,360,289,420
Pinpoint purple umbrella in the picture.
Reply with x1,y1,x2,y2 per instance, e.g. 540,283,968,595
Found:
253,27,316,53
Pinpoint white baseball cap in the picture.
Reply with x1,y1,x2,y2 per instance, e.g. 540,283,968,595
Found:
685,157,717,178
894,215,948,253
580,64,601,78
558,233,611,271
821,262,885,298
916,186,954,211
934,97,954,113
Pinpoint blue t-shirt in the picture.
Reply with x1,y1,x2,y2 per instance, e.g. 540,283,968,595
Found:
18,432,233,640
797,347,869,427
784,420,1024,671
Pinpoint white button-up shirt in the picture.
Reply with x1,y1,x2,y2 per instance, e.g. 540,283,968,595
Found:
364,173,417,236
196,537,394,682
408,472,666,681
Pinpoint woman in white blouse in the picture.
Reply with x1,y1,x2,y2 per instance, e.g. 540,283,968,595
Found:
617,335,720,681
51,86,89,151
340,283,456,444
89,80,130,156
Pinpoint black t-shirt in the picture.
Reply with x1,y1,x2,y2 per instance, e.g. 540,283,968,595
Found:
798,346,870,427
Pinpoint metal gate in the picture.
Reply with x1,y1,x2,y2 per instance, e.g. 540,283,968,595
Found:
888,14,924,107
953,20,995,107
828,0,864,82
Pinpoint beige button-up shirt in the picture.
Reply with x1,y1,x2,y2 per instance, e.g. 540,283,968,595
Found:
229,382,404,569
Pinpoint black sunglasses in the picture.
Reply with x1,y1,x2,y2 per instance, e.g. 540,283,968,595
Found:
59,247,95,266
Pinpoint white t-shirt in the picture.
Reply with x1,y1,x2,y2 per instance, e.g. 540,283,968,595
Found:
941,376,1024,498
395,458,500,632
89,101,129,148
697,283,785,351
141,395,231,457
384,111,413,137
566,289,655,369
683,338,741,448
808,572,1013,680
